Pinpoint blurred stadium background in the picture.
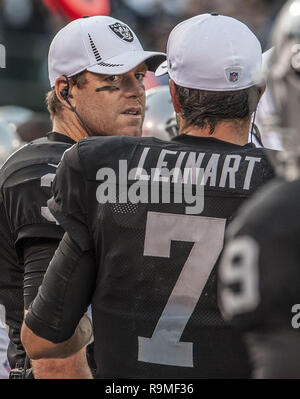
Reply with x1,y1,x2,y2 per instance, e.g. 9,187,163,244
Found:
0,0,286,139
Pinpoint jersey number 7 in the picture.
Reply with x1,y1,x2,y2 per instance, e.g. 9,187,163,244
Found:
138,211,226,367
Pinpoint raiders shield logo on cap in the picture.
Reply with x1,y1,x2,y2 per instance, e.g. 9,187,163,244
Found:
109,22,134,42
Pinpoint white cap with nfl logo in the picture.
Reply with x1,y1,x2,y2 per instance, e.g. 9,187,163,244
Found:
156,13,262,91
48,15,166,87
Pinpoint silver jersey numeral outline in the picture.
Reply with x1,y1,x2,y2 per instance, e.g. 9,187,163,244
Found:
219,235,260,319
40,172,59,224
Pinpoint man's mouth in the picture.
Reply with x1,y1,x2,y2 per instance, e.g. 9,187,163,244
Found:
122,107,142,116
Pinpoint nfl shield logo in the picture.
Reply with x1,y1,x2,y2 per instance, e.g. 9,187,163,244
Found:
109,23,134,42
229,71,239,82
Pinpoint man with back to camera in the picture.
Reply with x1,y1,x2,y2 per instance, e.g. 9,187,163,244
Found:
218,0,300,379
21,14,276,378
0,15,165,378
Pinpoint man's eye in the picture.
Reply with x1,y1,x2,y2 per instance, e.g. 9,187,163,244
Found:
106,75,119,82
135,73,146,81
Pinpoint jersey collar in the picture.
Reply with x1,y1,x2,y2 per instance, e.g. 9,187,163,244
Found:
46,132,76,145
171,134,256,150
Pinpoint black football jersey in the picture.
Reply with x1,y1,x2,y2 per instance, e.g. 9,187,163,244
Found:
219,178,300,331
218,178,300,378
48,134,275,378
0,132,75,367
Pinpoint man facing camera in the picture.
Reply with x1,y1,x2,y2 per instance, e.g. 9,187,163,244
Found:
0,15,164,378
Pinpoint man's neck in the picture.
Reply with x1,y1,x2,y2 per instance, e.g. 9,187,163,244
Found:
52,116,89,142
179,119,251,146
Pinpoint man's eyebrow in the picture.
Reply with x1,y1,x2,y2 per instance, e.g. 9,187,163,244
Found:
97,73,114,81
134,63,148,73
137,65,148,72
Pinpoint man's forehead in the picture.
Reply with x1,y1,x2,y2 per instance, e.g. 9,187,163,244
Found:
95,62,148,79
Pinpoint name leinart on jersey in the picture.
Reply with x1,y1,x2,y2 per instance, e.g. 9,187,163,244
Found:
96,160,204,215
95,147,264,215
135,147,261,190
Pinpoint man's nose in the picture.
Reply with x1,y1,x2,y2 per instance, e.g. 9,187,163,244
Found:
123,77,144,98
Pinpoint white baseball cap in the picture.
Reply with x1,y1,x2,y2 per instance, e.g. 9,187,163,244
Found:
156,13,262,91
48,16,166,87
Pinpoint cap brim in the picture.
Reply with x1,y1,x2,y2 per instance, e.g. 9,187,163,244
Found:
262,47,274,67
155,60,168,77
258,47,274,86
86,50,166,76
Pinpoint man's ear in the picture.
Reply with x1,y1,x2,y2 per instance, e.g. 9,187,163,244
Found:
55,76,72,106
169,79,181,113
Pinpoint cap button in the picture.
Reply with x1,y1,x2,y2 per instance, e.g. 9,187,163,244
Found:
210,12,219,16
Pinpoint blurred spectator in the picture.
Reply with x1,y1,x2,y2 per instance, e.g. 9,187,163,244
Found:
0,120,23,166
0,105,33,127
16,113,51,142
0,104,53,142
143,85,178,140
